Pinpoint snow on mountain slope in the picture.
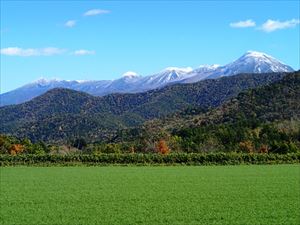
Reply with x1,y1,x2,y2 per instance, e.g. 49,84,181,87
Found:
0,51,294,106
183,51,294,83
207,51,294,78
135,67,194,90
182,64,221,82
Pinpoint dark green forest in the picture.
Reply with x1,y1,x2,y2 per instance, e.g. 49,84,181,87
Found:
0,71,299,156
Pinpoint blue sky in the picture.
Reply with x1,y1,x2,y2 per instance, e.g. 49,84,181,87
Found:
1,1,299,93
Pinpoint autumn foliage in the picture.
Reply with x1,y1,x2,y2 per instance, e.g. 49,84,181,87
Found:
259,144,269,153
239,140,254,153
156,140,170,155
10,144,24,155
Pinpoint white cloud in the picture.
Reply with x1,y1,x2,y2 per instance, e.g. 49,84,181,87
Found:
73,49,95,55
230,19,256,28
0,47,65,56
83,9,110,16
260,19,300,32
42,47,66,55
65,20,76,28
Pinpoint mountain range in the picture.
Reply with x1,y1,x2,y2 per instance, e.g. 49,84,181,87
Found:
0,71,291,142
0,51,294,106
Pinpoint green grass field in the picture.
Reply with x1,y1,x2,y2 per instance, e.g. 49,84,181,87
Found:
0,165,299,225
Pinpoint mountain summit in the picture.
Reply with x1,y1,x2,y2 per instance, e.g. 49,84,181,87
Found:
0,51,294,106
224,51,293,73
183,51,294,82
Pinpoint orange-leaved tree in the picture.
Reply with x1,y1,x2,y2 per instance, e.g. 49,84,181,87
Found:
10,144,24,155
259,144,269,154
156,140,170,155
239,140,254,153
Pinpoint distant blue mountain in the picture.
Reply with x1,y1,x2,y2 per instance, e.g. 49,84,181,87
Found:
0,51,293,106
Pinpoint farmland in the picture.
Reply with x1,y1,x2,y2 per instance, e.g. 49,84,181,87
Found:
1,165,299,225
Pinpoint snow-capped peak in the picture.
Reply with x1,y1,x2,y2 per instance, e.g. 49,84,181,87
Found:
122,71,139,78
237,50,293,70
198,64,220,70
75,80,90,83
2,50,295,107
244,51,275,59
162,67,193,73
33,77,62,84
220,51,294,75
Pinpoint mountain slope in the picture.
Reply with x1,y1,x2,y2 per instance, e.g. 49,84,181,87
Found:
183,51,294,83
199,71,300,125
0,51,294,106
122,71,300,149
0,79,112,106
149,70,300,132
0,72,289,142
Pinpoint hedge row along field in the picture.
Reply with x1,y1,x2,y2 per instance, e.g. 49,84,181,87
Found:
1,152,299,166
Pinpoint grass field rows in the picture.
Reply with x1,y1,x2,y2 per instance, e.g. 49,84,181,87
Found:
1,165,299,225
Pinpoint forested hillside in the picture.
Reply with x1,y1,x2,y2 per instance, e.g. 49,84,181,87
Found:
197,71,300,125
0,72,287,142
120,71,300,153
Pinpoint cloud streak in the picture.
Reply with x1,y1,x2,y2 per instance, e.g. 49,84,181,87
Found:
65,20,76,28
0,47,66,56
83,9,110,16
230,19,256,28
260,19,300,32
73,49,95,55
1,47,96,57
